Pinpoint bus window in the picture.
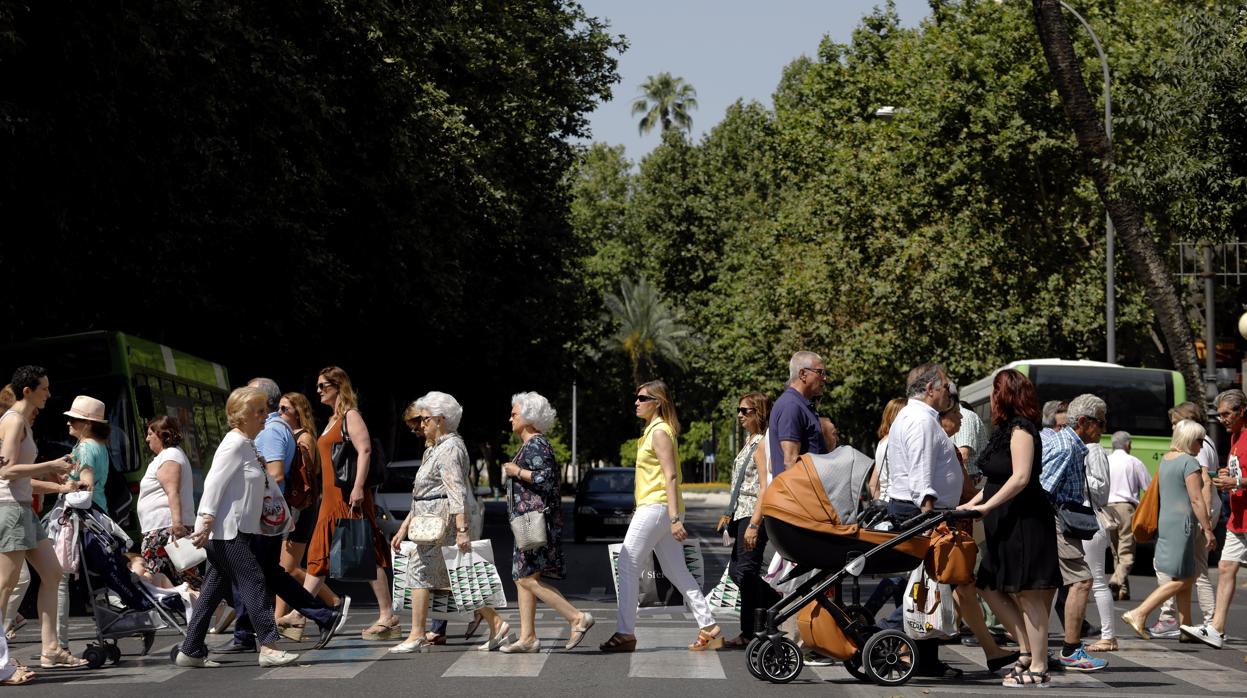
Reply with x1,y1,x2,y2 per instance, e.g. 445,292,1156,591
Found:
1029,365,1173,435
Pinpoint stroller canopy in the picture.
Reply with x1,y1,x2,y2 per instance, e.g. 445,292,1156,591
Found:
763,448,873,533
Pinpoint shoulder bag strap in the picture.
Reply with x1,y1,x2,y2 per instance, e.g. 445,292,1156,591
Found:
507,440,531,517
724,438,758,518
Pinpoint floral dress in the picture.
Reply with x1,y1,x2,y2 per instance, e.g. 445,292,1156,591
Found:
407,433,468,590
509,435,565,581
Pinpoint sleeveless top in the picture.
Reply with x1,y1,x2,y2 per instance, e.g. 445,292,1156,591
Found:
635,419,683,512
0,410,36,504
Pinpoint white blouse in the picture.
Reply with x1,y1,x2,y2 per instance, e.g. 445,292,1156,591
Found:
197,431,265,540
137,446,195,533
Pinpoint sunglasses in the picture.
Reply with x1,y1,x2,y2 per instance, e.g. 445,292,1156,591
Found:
420,414,440,423
278,405,293,415
737,407,756,415
315,382,336,392
1084,416,1105,428
802,367,827,377
635,394,657,403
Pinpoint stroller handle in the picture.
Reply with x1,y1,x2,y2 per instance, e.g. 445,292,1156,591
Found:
948,509,982,521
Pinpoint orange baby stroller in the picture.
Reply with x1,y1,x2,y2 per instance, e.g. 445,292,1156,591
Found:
747,452,976,686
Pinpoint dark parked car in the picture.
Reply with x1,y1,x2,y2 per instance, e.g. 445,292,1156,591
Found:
574,467,635,543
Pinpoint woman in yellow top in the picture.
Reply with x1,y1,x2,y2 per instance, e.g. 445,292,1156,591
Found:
600,380,722,653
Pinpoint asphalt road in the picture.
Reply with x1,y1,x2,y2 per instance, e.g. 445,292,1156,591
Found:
10,495,1247,697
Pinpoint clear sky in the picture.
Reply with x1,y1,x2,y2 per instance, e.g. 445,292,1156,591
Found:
577,0,932,161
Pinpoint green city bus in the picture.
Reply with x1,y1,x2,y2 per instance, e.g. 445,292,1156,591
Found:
960,359,1185,473
0,331,231,528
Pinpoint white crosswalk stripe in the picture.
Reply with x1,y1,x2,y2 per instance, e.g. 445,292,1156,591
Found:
629,627,726,679
29,615,1247,694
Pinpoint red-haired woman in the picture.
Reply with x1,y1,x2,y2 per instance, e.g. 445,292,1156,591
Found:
958,369,1062,688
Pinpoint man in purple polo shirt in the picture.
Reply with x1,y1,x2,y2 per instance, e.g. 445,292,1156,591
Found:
767,351,828,474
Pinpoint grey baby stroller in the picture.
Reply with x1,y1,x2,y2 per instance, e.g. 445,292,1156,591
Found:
60,505,188,668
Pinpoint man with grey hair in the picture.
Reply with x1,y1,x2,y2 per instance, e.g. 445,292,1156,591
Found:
1183,389,1247,649
1039,393,1108,671
1104,431,1150,601
949,382,986,481
1040,400,1069,446
766,351,827,475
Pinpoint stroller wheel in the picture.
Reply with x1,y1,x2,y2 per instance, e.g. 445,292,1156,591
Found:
759,637,803,684
843,652,869,683
141,632,156,656
861,629,917,686
107,644,122,664
745,637,768,680
82,645,107,669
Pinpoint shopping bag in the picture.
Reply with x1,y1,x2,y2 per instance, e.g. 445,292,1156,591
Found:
764,552,815,595
706,568,742,617
441,539,507,612
330,517,375,581
390,542,478,619
902,564,956,640
608,540,704,608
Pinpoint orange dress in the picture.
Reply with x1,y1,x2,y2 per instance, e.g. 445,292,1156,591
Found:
305,415,390,577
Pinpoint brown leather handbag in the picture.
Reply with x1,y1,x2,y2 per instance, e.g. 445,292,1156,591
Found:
1131,476,1161,543
924,522,978,586
285,432,318,511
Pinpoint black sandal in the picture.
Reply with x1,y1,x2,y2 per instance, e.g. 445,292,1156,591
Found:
988,650,1023,673
1003,668,1050,688
915,662,964,679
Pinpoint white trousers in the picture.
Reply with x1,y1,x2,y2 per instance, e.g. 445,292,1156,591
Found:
615,504,715,635
1084,526,1115,640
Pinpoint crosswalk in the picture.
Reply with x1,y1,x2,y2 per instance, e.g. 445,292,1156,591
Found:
19,613,1247,694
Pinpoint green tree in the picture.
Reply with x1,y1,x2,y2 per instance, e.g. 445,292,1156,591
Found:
631,72,699,136
602,276,694,386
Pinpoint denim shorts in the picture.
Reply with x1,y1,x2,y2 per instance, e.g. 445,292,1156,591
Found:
0,502,46,553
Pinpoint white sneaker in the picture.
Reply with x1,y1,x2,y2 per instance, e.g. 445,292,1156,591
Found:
1179,623,1223,649
258,650,300,667
1148,617,1180,639
175,651,221,668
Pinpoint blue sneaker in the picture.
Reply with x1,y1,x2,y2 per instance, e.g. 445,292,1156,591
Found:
1059,645,1107,672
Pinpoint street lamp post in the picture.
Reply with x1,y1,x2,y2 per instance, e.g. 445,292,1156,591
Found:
1058,1,1115,363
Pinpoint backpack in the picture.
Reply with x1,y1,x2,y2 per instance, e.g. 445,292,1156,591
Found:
285,430,318,510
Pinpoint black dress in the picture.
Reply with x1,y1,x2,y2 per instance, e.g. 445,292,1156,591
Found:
975,417,1062,593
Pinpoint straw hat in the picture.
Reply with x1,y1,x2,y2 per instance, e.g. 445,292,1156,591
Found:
64,395,107,423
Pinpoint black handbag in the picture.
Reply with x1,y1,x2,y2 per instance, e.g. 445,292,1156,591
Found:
331,411,387,490
1056,501,1099,540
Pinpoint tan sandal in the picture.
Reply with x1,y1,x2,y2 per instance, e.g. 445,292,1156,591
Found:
362,617,401,641
0,666,34,685
689,627,724,651
39,649,87,669
1087,638,1118,652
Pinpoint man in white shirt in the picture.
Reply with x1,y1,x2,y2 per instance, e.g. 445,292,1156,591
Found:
886,363,1013,677
1104,432,1149,601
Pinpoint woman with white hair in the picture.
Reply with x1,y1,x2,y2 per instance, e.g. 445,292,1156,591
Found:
388,391,507,654
496,392,592,652
1120,419,1216,640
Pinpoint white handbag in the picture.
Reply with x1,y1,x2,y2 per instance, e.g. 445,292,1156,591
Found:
165,536,207,572
407,496,449,545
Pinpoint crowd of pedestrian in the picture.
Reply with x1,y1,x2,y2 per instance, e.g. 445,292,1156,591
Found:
0,356,1245,688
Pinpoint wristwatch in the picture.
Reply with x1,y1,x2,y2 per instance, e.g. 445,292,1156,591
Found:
669,515,681,525
747,522,760,530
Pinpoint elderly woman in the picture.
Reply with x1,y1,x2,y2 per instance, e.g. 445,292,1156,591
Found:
496,392,592,653
137,416,200,589
304,366,398,641
175,386,298,668
389,391,507,653
601,381,721,653
0,366,78,675
717,391,774,648
1120,420,1216,640
959,369,1060,687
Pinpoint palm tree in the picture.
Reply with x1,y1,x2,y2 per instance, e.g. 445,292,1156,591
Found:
603,276,693,386
1031,0,1205,407
631,73,698,136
